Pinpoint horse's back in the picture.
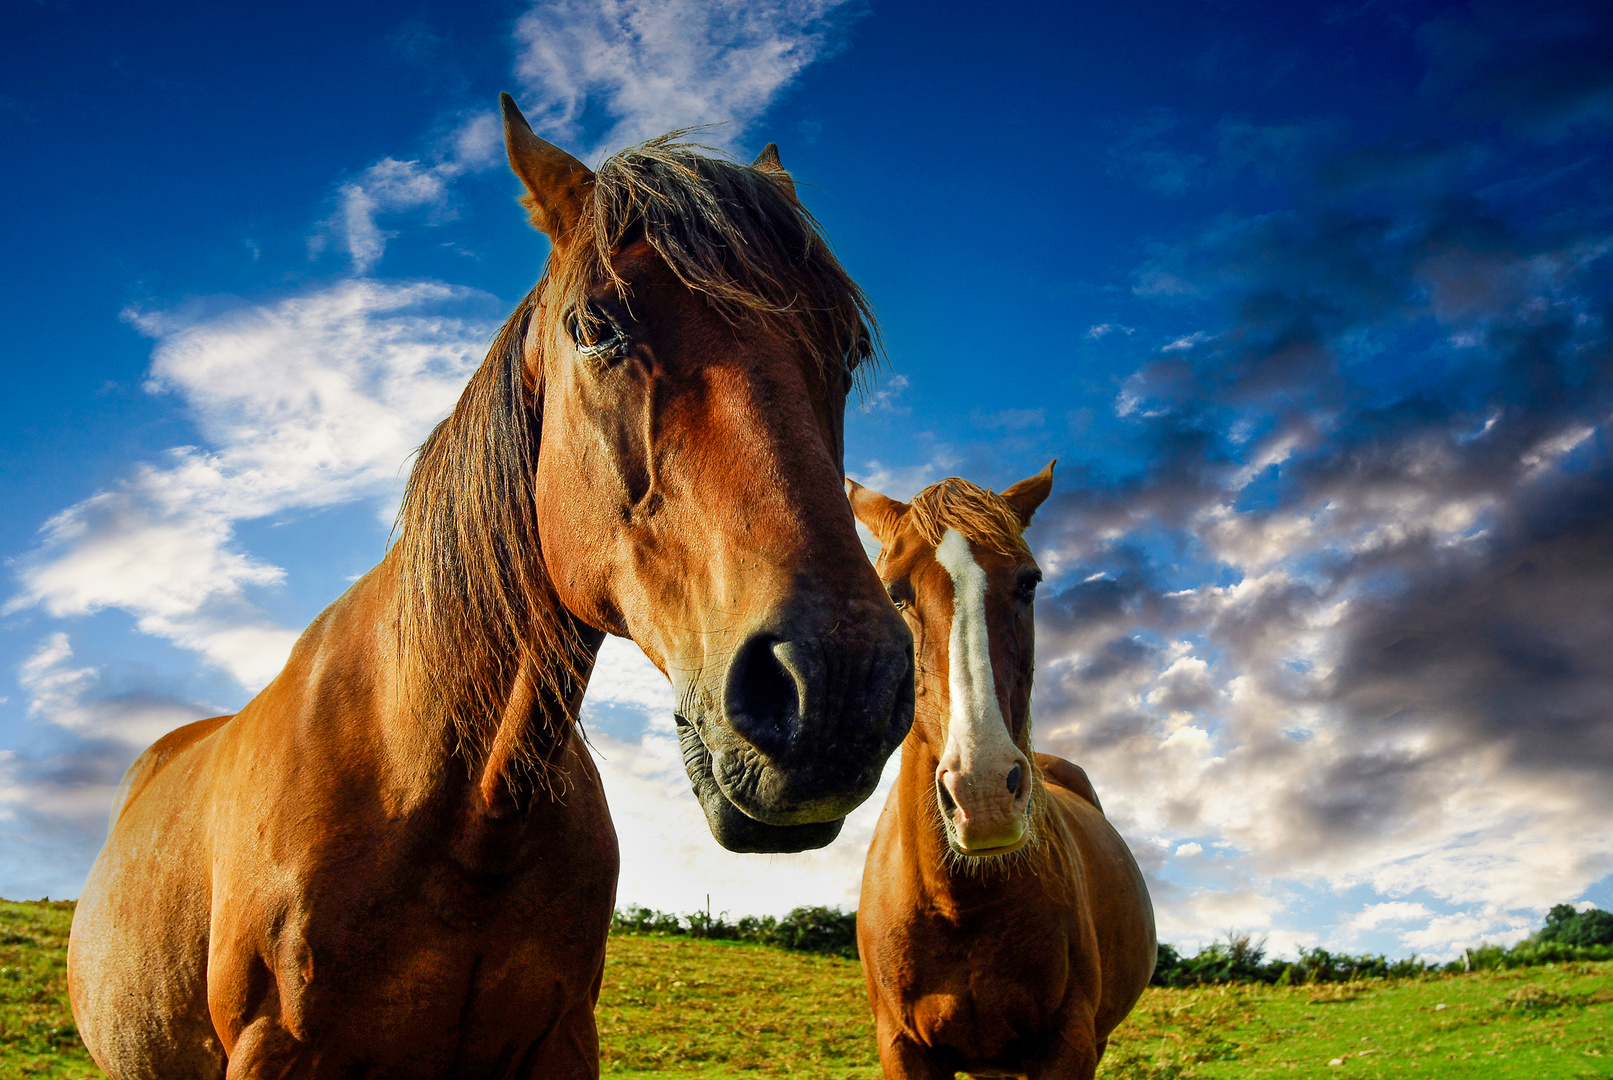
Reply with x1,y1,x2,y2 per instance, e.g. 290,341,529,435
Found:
70,714,233,1080
1036,752,1102,813
106,713,233,829
1045,777,1156,1040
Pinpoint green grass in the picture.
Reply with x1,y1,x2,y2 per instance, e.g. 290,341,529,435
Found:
1100,967,1613,1079
0,900,91,1080
4,900,1610,1078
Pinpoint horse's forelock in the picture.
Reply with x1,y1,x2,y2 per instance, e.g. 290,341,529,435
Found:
547,133,880,388
907,478,1033,560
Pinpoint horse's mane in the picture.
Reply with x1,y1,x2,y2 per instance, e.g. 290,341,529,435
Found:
551,131,878,385
394,133,880,774
905,477,1032,559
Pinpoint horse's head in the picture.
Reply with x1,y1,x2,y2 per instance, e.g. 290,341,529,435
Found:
849,465,1055,857
501,96,913,852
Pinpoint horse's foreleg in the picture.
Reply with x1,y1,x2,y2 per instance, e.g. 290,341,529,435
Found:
514,998,601,1080
874,1011,951,1080
1027,1020,1100,1080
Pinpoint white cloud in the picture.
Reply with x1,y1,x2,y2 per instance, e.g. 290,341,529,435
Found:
859,373,910,415
1344,901,1433,933
1175,841,1203,857
19,634,213,750
324,111,501,273
513,0,858,153
11,280,498,690
595,725,899,917
848,447,962,502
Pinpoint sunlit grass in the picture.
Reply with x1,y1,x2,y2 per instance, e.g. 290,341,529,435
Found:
1099,965,1613,1079
0,900,91,1080
4,900,1610,1078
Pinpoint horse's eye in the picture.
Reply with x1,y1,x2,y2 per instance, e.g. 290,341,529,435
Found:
1015,570,1042,604
566,302,630,362
842,325,873,377
886,581,912,611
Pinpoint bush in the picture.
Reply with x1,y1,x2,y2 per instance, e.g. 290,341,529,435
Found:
1535,903,1613,948
610,904,858,958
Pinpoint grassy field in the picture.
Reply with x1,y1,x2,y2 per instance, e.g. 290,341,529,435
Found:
3,899,1609,1079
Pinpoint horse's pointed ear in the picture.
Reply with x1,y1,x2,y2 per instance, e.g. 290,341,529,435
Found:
847,479,908,547
1000,460,1056,526
501,93,594,241
751,142,797,200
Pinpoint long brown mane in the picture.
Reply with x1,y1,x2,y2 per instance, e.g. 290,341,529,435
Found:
395,134,882,771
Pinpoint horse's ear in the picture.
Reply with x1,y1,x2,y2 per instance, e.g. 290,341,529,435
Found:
752,143,797,201
501,93,594,241
846,479,908,547
1000,460,1056,526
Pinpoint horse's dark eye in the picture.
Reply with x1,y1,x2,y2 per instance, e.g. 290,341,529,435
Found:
566,302,630,362
886,581,913,611
1015,571,1042,604
842,325,873,378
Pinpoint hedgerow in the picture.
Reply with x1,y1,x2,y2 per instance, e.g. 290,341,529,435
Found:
611,904,860,959
1151,903,1613,987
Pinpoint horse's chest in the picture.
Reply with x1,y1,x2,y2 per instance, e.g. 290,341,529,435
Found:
892,929,1069,1065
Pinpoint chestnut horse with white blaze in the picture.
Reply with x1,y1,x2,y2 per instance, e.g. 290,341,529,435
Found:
851,466,1155,1079
67,95,913,1079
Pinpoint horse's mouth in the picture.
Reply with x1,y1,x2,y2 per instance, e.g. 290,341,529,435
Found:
675,715,845,853
937,786,1034,859
946,833,1031,859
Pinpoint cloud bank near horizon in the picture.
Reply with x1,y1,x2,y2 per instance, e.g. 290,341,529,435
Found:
1017,1,1613,955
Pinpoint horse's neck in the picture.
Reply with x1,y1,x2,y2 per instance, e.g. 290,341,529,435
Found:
360,550,604,852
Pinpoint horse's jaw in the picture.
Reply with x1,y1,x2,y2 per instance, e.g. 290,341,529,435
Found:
675,716,846,853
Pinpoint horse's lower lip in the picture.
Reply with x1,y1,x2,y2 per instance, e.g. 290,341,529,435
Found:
686,712,877,825
952,838,1028,857
674,713,845,852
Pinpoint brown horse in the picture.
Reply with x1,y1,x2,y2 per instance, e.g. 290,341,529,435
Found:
67,95,913,1079
851,467,1155,1079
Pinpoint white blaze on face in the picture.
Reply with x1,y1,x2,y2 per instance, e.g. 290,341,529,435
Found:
933,529,1026,845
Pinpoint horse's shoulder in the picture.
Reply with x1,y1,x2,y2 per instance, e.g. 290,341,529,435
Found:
1034,753,1102,814
110,714,234,829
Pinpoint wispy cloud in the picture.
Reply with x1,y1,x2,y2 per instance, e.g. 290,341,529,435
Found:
513,0,861,153
858,372,910,414
10,281,499,689
319,111,502,273
20,634,213,750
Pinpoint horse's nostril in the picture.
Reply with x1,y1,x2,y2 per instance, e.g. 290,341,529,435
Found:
724,636,801,756
1007,765,1022,795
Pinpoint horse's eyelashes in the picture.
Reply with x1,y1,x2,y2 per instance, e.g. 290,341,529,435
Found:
566,302,632,363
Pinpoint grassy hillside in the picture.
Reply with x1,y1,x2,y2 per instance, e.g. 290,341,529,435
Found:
0,900,84,1080
4,900,1610,1079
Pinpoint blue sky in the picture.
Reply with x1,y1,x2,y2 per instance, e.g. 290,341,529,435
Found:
4,0,1611,960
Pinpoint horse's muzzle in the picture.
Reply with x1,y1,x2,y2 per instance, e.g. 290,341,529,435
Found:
674,606,914,851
